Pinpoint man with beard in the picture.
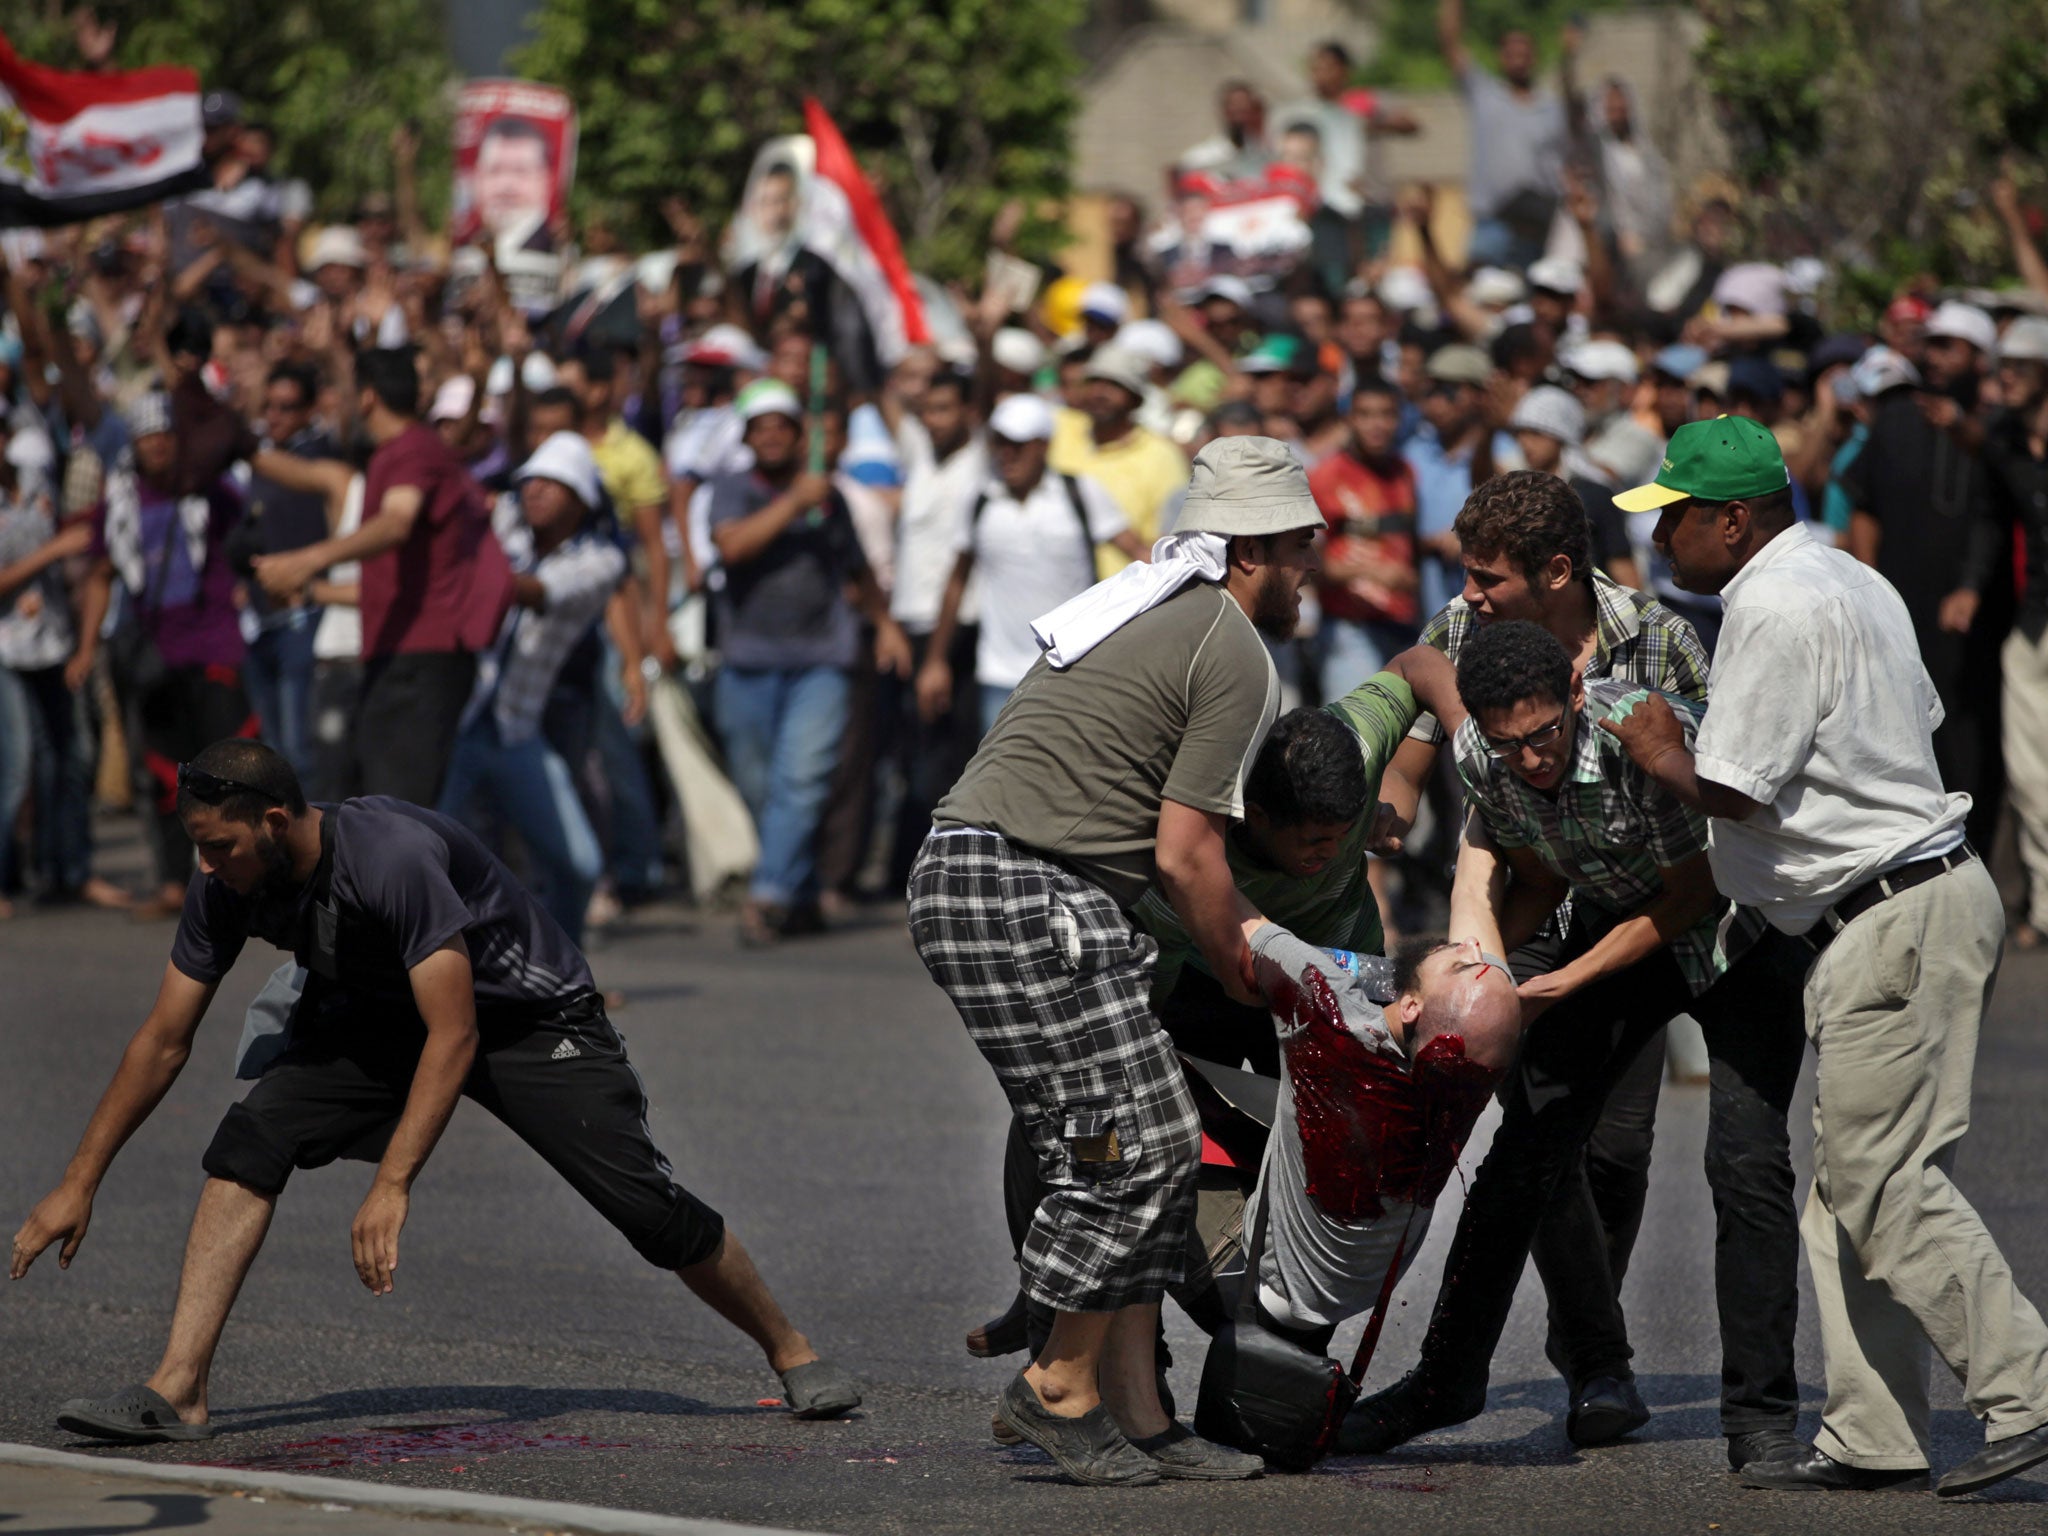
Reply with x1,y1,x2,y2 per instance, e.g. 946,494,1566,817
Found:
909,438,1322,1485
12,739,861,1441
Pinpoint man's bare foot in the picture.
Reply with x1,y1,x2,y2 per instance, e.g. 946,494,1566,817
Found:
0,894,14,920
130,885,186,922
80,878,133,910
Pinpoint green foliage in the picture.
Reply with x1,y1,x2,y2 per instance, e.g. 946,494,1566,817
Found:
1359,0,1631,89
0,1,457,221
514,0,1084,280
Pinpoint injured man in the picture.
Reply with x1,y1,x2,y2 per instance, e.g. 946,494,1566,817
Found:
1232,925,1522,1345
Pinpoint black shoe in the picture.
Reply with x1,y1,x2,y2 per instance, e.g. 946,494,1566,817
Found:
1739,1445,1929,1492
1937,1423,2048,1497
1337,1370,1486,1455
995,1372,1159,1486
1565,1374,1650,1448
1130,1421,1264,1480
965,1291,1030,1358
1728,1428,1806,1472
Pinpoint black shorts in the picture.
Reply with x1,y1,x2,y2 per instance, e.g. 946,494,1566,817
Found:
202,993,724,1270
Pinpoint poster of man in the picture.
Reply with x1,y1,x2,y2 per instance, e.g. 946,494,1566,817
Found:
451,79,577,249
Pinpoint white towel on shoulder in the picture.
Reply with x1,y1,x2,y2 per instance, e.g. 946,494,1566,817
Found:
1030,531,1230,670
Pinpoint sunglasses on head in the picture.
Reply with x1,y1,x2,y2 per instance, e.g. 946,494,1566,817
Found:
176,762,274,805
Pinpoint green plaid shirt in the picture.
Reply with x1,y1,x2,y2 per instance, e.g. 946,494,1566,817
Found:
1409,571,1712,746
1454,679,1765,996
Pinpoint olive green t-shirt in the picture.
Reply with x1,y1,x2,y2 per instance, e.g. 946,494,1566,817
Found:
934,581,1279,909
1134,670,1418,1000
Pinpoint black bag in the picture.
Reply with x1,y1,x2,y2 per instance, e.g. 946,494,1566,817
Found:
1192,1181,1414,1471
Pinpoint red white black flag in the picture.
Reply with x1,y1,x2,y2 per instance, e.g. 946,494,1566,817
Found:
800,98,929,365
0,33,207,226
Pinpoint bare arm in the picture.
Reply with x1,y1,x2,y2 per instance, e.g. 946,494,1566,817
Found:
1381,642,1466,738
916,549,975,721
1516,851,1722,1018
1597,700,1765,822
64,559,113,691
1374,734,1440,851
1451,819,1568,956
253,484,423,601
711,473,831,568
606,579,649,726
250,449,354,502
1437,0,1471,77
11,963,218,1277
1108,528,1150,562
350,939,479,1296
1993,169,2048,300
0,521,91,602
1156,797,1263,1007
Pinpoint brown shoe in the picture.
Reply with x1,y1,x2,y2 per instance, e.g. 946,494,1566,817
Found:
737,901,782,948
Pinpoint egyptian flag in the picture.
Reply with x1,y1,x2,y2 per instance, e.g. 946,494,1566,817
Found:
0,34,207,226
799,97,929,366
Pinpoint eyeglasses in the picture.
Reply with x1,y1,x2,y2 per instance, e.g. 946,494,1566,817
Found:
176,762,273,804
1481,714,1567,758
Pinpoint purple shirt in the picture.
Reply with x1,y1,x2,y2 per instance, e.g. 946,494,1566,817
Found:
93,480,246,671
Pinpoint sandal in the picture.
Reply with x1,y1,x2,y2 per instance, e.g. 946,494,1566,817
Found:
778,1359,862,1419
57,1384,212,1444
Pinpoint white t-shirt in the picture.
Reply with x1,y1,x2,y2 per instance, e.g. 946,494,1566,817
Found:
1693,523,1968,932
312,475,367,662
956,470,1125,687
892,416,986,632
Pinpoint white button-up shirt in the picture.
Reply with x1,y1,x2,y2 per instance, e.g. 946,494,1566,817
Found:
1693,522,1968,933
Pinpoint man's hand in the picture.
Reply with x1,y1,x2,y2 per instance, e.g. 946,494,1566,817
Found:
620,658,649,727
1940,588,1981,635
11,1182,94,1278
63,646,95,693
253,548,323,602
915,658,953,722
1516,976,1564,1026
1597,690,1686,774
875,619,915,678
1367,801,1407,856
350,1180,408,1296
789,471,833,512
1916,391,1962,433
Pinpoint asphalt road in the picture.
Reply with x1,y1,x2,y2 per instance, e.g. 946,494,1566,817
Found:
4,822,2048,1535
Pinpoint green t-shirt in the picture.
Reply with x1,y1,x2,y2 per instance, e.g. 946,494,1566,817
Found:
934,581,1279,909
1134,670,1419,1001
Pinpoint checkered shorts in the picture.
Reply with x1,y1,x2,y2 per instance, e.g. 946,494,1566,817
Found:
909,829,1202,1312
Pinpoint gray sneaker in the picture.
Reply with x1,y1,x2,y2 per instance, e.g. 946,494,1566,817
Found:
996,1372,1160,1486
1131,1421,1265,1480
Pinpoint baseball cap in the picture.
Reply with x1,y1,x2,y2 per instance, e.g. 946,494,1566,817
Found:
1239,335,1302,375
1193,274,1256,311
1925,300,1996,355
1651,343,1707,382
678,323,768,372
1377,266,1432,313
1507,385,1585,445
1425,344,1492,385
1083,345,1151,401
987,392,1056,443
1080,281,1130,324
1711,262,1788,318
1564,339,1639,385
514,430,603,509
1173,436,1325,538
306,225,367,272
1526,256,1584,297
1849,345,1921,397
1613,415,1790,513
1114,319,1182,372
1999,316,2048,365
1884,294,1934,327
201,91,243,129
1465,267,1526,308
428,374,477,424
736,379,803,425
992,327,1048,375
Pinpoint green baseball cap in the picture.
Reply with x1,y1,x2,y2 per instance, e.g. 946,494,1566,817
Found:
1613,414,1791,512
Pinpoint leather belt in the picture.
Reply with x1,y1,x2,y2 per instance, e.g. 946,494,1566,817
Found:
1800,845,1975,956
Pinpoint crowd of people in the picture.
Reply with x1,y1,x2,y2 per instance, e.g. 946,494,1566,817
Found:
6,0,2048,1500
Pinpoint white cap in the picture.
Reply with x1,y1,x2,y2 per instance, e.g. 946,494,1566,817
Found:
1508,384,1586,444
1564,338,1640,385
1711,262,1788,318
1999,316,2048,365
485,356,515,398
991,327,1047,375
428,374,476,423
306,225,366,272
1377,266,1433,313
1849,345,1920,397
1926,300,1997,355
1193,274,1255,311
1465,266,1526,308
737,379,804,424
514,430,603,509
1114,318,1182,371
678,323,768,372
987,392,1056,443
1080,281,1130,323
521,353,559,393
1526,256,1584,296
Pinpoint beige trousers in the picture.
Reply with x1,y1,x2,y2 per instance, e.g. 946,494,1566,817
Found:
1801,857,2048,1468
2004,627,2048,932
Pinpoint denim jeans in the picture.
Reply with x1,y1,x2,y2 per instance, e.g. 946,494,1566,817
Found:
713,664,851,907
439,713,605,944
242,609,322,778
979,682,1012,738
1318,615,1420,703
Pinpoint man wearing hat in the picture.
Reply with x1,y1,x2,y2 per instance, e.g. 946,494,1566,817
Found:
1842,299,2005,852
909,437,1326,1485
916,393,1146,735
1507,384,1639,588
1605,416,2048,1496
1051,344,1188,576
436,433,624,945
1080,281,1133,349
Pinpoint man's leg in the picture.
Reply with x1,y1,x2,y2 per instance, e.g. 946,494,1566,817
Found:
755,664,850,908
145,1179,277,1423
711,665,777,822
357,653,475,807
474,729,604,944
2001,628,2048,937
675,1227,818,1374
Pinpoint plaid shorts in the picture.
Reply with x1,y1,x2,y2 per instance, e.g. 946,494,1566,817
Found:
909,829,1201,1312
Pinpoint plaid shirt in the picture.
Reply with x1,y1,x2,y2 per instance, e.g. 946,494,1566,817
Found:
1454,679,1765,996
1409,571,1712,746
463,494,627,745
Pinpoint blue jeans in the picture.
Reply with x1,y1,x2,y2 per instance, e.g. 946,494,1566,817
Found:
1318,615,1420,703
713,664,851,907
980,682,1013,738
439,713,604,945
242,609,322,778
0,663,93,894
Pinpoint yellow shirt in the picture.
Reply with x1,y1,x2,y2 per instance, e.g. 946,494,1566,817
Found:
1050,409,1188,576
590,419,667,517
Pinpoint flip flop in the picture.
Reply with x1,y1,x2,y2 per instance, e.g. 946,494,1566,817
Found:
57,1384,212,1444
777,1359,862,1420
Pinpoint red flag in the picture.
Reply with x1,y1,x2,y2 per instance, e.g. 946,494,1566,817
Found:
0,32,208,225
800,97,929,363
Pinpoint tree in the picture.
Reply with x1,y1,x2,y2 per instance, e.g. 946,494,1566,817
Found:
514,0,1084,280
0,2,455,222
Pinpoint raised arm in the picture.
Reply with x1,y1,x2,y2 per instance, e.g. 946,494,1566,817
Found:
1437,0,1472,78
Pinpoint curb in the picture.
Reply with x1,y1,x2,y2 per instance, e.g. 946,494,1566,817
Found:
0,1440,828,1536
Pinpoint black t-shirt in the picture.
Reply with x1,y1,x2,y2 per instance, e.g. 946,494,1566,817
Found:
1570,476,1632,581
170,797,594,1026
